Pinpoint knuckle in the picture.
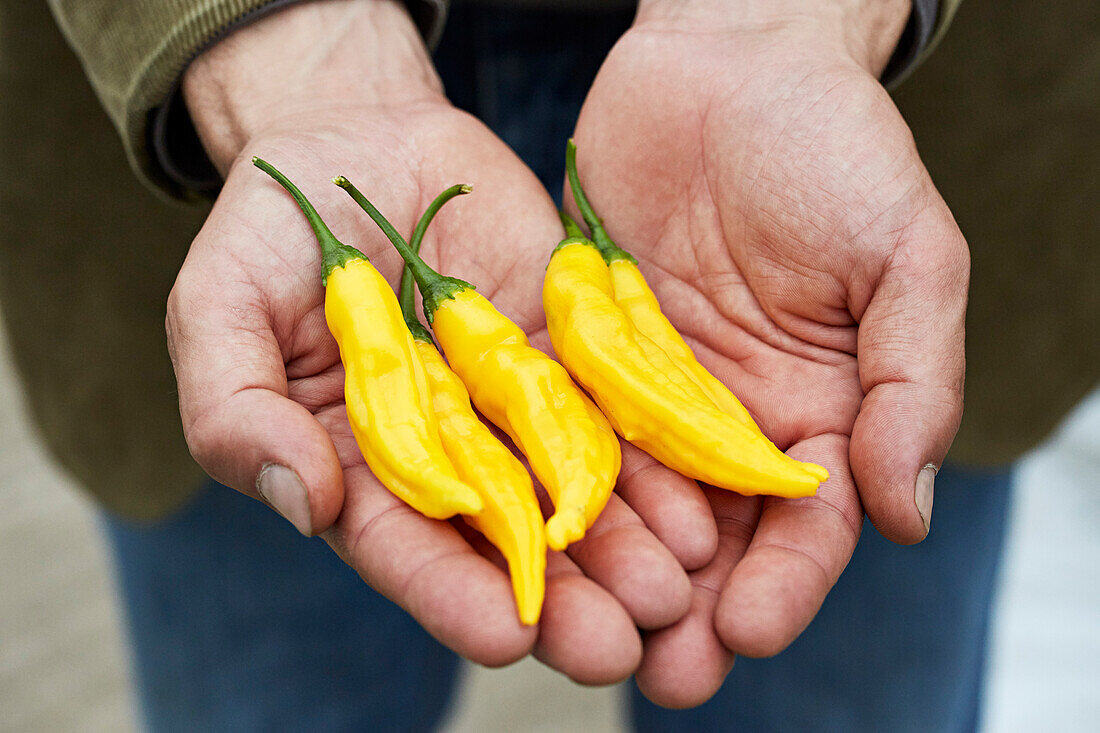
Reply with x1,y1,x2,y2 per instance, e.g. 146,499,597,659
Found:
181,408,217,465
936,234,971,286
165,268,198,339
180,399,233,479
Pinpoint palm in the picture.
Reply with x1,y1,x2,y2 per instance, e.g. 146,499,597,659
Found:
170,99,713,684
571,25,967,704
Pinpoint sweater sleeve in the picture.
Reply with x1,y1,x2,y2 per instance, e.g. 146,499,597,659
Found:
46,0,447,200
49,0,958,200
883,0,963,88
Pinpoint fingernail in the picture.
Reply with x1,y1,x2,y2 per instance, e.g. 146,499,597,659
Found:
915,464,937,535
257,464,312,536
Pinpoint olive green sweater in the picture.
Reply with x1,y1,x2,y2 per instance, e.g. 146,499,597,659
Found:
0,0,1094,520
43,0,956,198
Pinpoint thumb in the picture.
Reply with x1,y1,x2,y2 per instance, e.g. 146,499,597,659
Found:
166,256,343,537
849,204,969,544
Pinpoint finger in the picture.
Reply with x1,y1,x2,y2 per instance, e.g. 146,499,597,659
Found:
167,244,343,537
534,549,644,685
634,488,758,708
849,207,968,543
326,464,537,668
714,433,861,658
615,442,719,571
566,491,692,630
469,419,692,631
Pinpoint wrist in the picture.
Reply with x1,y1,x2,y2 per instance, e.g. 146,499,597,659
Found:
183,0,444,174
635,0,911,77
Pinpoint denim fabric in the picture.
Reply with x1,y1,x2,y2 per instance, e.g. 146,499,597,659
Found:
105,463,1011,733
104,483,460,733
105,6,1011,732
628,463,1011,733
436,4,634,201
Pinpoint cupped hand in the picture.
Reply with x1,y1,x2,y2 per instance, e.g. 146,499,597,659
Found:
571,0,968,706
166,0,709,686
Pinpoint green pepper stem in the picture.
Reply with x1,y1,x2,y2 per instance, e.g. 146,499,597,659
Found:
549,211,601,264
559,210,587,239
564,140,637,265
334,176,474,324
400,184,472,341
252,157,367,286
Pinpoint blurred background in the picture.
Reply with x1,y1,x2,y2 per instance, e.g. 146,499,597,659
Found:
2,0,1098,730
1,317,1096,731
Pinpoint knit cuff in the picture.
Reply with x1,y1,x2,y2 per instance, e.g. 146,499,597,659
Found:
154,0,445,199
152,1,444,198
881,0,942,88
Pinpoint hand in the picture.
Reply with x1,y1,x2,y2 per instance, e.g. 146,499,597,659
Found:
168,0,712,684
570,0,967,705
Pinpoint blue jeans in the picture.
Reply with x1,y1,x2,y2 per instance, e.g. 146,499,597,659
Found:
106,464,1010,732
630,464,1011,733
105,6,1012,731
105,484,459,732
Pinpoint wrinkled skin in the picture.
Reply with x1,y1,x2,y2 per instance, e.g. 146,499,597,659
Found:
169,99,717,685
568,16,968,705
167,0,967,709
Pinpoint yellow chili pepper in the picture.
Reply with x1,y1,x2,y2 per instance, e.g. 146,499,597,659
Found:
556,212,738,414
252,158,482,519
599,246,828,484
335,176,620,552
397,184,545,624
547,142,828,496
